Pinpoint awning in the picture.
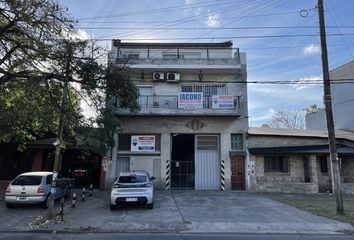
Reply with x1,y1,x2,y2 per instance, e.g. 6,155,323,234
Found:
248,144,354,155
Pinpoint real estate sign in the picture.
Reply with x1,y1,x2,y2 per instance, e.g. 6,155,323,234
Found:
131,135,155,152
178,92,203,109
212,95,235,109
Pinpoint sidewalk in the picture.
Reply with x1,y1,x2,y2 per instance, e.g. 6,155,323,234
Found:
1,190,352,234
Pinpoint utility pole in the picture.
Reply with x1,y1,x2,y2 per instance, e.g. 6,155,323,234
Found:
317,0,344,214
49,41,72,217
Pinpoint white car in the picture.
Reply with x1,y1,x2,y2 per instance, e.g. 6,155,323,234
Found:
5,171,71,208
110,170,155,210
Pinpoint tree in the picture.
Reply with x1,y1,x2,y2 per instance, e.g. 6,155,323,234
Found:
267,110,305,129
0,0,73,84
0,78,81,150
1,0,139,218
1,0,139,152
303,104,323,114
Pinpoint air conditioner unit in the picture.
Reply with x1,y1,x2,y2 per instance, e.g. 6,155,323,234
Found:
166,72,180,82
153,72,165,81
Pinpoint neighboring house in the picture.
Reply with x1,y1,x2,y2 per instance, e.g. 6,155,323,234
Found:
106,40,248,190
306,60,354,131
247,127,354,194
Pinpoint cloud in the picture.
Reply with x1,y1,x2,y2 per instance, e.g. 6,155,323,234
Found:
303,44,321,55
250,108,276,124
207,13,220,28
75,29,90,40
292,75,322,91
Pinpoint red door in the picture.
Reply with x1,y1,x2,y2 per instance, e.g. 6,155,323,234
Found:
231,156,245,190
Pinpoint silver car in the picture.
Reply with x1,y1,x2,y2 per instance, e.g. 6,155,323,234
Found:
110,170,155,210
5,171,71,208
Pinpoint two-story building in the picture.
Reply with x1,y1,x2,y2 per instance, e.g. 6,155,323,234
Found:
105,40,248,191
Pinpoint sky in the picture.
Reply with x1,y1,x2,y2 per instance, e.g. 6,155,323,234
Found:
58,0,354,127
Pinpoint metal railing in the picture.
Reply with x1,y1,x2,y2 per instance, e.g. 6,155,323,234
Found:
136,95,240,109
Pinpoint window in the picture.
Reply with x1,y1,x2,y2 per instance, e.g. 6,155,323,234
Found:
138,86,154,96
264,156,289,172
118,175,147,183
231,134,243,150
118,134,161,151
12,176,42,185
181,84,226,96
320,156,328,173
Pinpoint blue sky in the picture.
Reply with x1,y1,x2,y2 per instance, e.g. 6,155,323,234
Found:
59,0,354,126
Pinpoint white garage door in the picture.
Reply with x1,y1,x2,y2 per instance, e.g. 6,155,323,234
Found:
195,135,220,190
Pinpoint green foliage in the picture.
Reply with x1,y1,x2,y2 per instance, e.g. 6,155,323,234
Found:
0,0,139,154
0,79,81,150
303,104,323,114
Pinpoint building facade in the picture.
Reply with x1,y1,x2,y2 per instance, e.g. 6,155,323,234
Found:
247,127,354,194
105,40,248,190
306,60,354,131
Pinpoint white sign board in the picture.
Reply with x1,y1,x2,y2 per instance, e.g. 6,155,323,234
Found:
131,135,155,152
178,92,203,109
212,95,235,109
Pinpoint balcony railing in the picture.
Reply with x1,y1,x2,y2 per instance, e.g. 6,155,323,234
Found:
135,95,240,109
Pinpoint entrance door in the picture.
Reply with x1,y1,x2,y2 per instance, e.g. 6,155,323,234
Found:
231,156,245,190
116,157,130,176
171,134,195,190
195,135,220,190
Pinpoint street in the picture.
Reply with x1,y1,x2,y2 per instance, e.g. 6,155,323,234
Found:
0,233,354,240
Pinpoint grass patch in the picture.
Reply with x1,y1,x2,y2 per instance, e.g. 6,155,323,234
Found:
276,196,354,226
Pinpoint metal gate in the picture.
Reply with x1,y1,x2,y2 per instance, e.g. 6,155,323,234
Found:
195,135,220,190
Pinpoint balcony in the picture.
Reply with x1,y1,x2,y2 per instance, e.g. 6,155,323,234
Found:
111,48,244,73
114,95,241,117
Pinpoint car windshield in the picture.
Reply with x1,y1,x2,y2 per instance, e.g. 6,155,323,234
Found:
118,175,147,183
12,176,42,185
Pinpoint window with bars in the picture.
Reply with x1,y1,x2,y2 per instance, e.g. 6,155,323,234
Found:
264,156,289,172
231,134,243,150
138,85,154,95
181,84,227,96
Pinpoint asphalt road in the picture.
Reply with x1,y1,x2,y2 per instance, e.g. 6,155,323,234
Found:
0,233,354,240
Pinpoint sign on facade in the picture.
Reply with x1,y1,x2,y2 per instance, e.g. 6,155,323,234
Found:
212,95,234,109
131,135,155,152
178,92,203,109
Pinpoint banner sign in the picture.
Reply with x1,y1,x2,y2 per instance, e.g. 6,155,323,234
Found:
131,135,155,152
178,92,203,109
212,95,235,109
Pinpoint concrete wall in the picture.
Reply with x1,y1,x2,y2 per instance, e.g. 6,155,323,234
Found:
306,60,354,131
305,110,327,130
106,117,248,190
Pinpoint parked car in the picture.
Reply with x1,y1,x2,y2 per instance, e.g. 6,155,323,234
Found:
110,170,155,210
5,171,72,208
69,169,92,187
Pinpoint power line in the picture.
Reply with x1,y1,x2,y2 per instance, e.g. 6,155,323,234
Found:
129,77,354,84
77,26,354,30
78,11,299,24
68,32,354,41
77,0,232,20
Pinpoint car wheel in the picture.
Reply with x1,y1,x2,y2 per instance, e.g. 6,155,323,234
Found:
5,203,13,208
110,204,116,210
42,195,50,209
147,203,154,209
64,188,71,199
